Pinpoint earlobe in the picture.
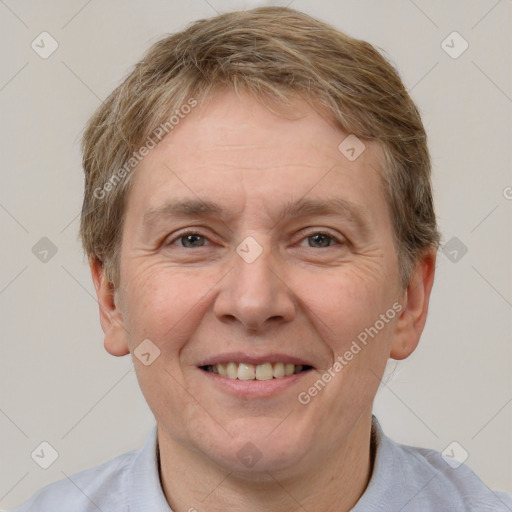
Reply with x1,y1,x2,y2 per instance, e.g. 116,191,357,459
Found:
89,257,130,357
390,249,437,360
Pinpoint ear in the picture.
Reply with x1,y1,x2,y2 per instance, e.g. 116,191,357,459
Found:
390,249,437,360
89,256,130,357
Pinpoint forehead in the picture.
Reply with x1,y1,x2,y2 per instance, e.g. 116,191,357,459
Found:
149,91,360,168
127,89,387,223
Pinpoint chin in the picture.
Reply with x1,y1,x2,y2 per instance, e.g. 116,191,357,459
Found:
204,423,311,477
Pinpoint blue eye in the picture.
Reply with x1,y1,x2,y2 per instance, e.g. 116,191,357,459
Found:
171,232,209,248
299,232,342,249
166,230,343,250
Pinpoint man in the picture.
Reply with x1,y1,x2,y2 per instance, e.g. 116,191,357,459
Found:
13,6,512,512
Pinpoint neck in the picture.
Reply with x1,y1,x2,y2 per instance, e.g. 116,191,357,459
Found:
157,412,375,512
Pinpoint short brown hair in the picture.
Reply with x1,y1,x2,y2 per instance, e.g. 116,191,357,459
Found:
80,6,440,288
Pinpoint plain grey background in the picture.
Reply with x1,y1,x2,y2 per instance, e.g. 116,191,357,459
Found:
1,0,511,508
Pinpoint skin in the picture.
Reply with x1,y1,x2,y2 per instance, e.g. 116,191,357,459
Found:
90,89,436,512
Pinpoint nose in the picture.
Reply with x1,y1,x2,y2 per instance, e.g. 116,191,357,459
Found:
213,239,296,332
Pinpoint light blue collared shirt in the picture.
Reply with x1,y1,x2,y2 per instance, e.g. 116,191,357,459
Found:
11,415,512,511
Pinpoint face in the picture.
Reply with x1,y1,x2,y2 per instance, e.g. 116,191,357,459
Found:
92,89,435,478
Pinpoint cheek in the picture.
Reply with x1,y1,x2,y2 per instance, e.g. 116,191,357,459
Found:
301,266,391,348
307,279,397,418
122,263,218,350
120,265,175,343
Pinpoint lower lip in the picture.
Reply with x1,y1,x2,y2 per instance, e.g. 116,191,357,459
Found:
198,368,312,398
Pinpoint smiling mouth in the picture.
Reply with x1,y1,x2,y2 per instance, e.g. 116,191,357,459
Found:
200,362,314,381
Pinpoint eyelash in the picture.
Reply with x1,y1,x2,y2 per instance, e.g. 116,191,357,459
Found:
165,229,345,249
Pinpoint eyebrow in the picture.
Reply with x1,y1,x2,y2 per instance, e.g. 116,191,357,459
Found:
142,197,371,235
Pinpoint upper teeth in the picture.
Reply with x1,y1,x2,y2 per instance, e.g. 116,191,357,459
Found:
205,362,304,380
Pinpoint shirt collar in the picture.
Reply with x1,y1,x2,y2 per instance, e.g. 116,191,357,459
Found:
126,415,422,511
352,414,440,511
127,425,174,511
